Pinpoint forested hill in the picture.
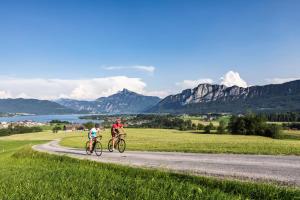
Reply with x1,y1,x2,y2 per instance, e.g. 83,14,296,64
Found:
0,98,78,115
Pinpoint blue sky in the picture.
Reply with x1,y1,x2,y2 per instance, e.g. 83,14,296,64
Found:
0,0,300,99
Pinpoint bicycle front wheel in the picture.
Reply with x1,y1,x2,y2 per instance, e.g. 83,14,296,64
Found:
94,141,103,157
118,139,126,153
108,139,113,152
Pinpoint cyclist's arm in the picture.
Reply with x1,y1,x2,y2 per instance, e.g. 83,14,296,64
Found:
119,127,126,135
112,127,117,134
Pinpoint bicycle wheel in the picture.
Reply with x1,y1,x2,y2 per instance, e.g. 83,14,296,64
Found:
85,141,91,155
94,141,103,157
108,139,113,152
118,139,126,153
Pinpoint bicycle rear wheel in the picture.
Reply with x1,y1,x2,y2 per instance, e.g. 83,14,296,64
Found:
85,141,91,155
118,139,126,153
94,141,103,157
108,139,113,152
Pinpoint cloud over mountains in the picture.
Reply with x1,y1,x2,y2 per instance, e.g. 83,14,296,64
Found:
0,76,147,100
176,71,248,89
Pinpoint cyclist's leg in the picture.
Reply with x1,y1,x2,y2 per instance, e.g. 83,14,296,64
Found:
92,137,97,150
89,138,93,152
113,129,120,149
112,136,116,150
111,131,116,150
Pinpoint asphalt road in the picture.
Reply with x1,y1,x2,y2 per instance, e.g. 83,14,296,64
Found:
33,140,300,186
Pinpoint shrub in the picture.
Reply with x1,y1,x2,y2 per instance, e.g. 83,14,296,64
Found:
282,122,300,130
217,120,227,134
264,124,282,139
52,126,62,133
191,123,197,130
204,123,215,134
197,123,205,130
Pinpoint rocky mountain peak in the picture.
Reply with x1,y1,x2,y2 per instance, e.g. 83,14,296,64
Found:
149,80,300,114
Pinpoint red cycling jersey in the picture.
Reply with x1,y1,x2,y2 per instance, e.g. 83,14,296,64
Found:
112,123,123,129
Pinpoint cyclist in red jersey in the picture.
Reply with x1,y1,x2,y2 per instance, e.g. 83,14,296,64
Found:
111,118,124,151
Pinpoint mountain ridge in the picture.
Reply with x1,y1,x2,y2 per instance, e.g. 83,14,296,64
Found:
148,80,300,114
56,89,161,114
0,98,79,115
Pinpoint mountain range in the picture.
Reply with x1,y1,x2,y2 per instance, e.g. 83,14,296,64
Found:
55,89,161,114
148,80,300,114
0,80,299,115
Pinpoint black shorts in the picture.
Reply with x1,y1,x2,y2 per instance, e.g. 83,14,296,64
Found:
111,129,119,137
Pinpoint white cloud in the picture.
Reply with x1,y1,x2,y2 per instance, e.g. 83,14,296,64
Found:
103,65,155,73
220,71,247,88
176,79,213,89
144,90,170,98
0,90,12,99
0,76,147,100
265,77,300,84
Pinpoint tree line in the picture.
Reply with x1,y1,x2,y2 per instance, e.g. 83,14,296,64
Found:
258,112,300,122
127,114,282,138
0,125,43,137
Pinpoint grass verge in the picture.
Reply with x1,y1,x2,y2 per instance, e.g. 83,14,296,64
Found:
0,140,299,200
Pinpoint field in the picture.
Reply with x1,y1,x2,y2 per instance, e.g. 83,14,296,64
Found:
57,128,300,155
0,139,299,199
2,128,300,155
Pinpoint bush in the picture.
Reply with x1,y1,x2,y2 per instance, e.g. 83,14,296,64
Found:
217,120,227,134
191,123,197,130
282,122,300,130
204,123,215,134
197,123,205,130
52,126,62,133
264,124,282,139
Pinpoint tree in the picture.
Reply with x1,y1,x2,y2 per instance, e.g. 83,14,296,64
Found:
192,123,197,130
217,120,227,134
204,122,214,134
83,122,95,130
228,114,282,138
197,123,204,130
52,126,62,133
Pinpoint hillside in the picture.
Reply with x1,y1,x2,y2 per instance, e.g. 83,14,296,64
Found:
0,98,78,115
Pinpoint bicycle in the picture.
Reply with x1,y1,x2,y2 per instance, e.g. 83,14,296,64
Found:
86,136,103,156
108,133,126,153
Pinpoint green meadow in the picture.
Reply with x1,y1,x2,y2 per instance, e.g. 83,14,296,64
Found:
59,128,300,155
0,139,299,200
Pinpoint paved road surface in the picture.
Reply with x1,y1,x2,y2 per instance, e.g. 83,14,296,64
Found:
33,140,300,186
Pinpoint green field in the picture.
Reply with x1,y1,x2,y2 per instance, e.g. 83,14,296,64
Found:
2,128,300,155
57,128,300,155
0,139,299,199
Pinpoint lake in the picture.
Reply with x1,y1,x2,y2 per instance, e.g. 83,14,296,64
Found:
0,114,102,124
